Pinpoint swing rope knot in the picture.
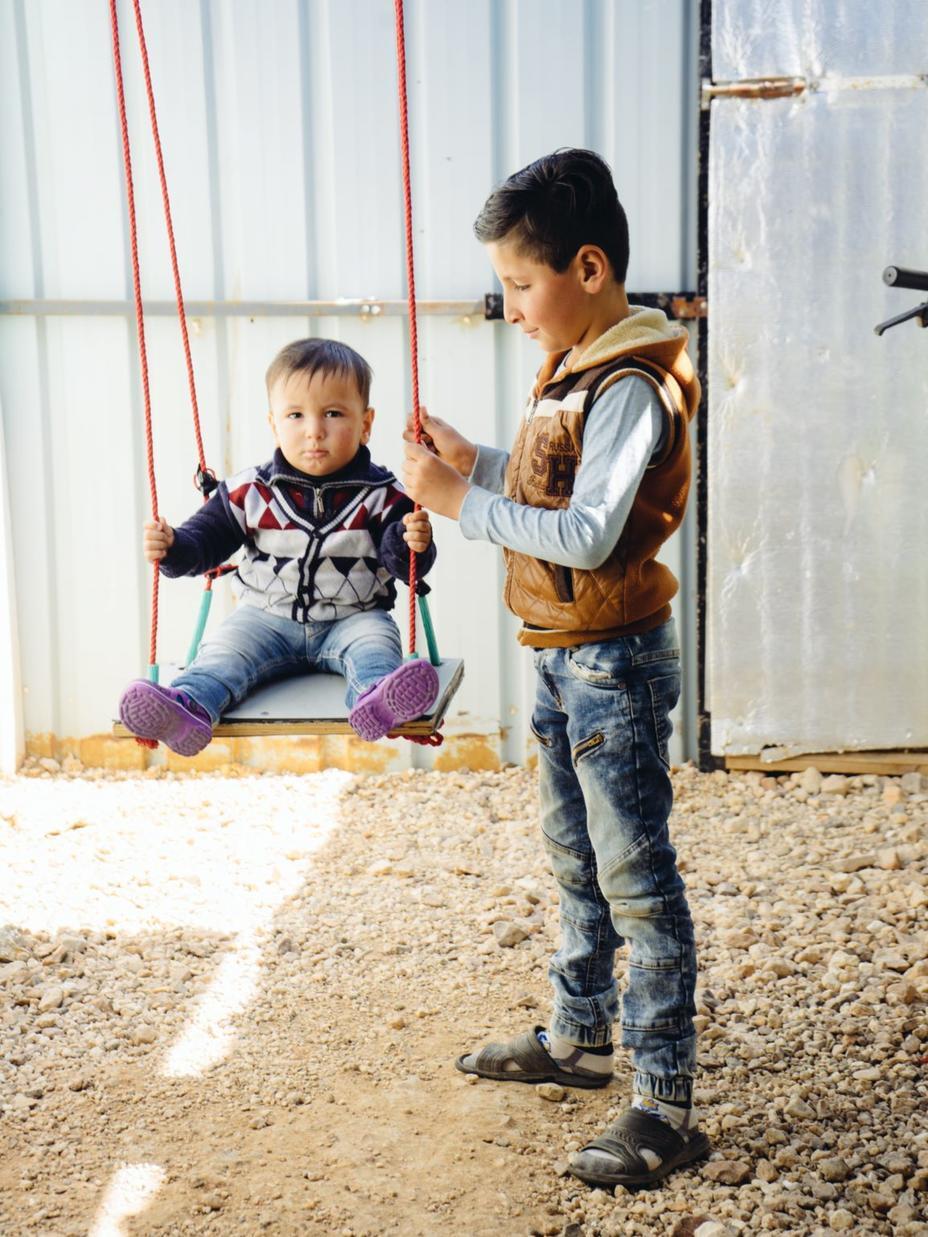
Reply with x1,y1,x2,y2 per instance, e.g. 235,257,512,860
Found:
195,464,219,497
403,725,445,748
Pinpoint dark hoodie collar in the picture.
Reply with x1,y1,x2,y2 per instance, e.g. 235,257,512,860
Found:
267,445,394,488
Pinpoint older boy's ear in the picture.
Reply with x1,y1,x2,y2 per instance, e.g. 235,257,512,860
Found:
577,245,609,292
267,409,279,441
362,406,375,444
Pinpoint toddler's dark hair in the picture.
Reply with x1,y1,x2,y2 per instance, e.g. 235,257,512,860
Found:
474,148,629,282
266,338,372,406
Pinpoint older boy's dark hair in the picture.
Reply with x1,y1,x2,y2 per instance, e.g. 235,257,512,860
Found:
265,338,373,405
474,148,629,282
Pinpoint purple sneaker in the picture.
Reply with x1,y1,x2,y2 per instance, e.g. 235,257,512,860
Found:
348,659,440,742
119,680,213,757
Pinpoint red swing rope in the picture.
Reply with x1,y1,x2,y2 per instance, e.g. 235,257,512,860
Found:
111,0,443,746
108,0,160,687
394,1,443,746
393,0,421,659
127,0,209,483
125,0,230,611
109,0,219,697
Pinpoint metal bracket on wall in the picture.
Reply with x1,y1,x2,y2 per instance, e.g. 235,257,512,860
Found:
483,292,706,321
701,76,806,106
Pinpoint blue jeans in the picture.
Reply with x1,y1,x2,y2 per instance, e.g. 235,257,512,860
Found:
170,605,403,723
531,618,697,1105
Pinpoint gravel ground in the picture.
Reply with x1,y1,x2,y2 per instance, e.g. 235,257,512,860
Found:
0,759,926,1236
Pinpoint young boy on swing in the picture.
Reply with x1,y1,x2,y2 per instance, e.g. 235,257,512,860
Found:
402,149,708,1189
119,337,439,754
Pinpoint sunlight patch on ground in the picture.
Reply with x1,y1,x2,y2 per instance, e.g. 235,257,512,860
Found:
0,769,351,1075
88,1162,165,1237
0,770,352,935
0,768,353,1228
162,928,264,1078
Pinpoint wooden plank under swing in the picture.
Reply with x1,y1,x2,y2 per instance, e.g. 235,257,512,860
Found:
113,658,464,739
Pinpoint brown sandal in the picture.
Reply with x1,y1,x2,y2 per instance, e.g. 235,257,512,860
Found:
455,1025,612,1089
569,1108,711,1188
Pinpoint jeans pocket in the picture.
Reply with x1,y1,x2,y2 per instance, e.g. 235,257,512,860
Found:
648,673,681,769
625,617,679,666
566,648,626,689
571,730,605,765
530,716,553,748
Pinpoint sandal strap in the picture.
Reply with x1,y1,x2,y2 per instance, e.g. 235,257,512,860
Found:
584,1109,687,1173
474,1026,551,1074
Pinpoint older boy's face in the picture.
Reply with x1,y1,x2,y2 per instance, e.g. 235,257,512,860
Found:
487,238,589,354
268,369,374,477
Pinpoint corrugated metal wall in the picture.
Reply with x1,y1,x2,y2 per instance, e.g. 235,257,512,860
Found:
0,0,698,770
708,0,928,758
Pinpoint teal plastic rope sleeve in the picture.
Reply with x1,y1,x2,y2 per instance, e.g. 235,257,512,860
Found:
185,589,214,668
418,594,441,667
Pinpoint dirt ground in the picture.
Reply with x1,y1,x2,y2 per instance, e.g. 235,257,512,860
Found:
0,762,926,1236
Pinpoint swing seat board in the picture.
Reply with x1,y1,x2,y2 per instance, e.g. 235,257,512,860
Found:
113,659,464,738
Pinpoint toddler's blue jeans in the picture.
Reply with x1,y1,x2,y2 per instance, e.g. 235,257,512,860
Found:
170,604,403,724
530,617,697,1106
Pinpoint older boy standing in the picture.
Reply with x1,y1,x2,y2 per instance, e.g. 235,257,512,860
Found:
403,149,708,1189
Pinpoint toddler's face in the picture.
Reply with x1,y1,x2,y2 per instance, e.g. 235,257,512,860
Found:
268,369,374,477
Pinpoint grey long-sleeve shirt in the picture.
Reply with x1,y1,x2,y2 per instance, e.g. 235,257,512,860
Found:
458,376,665,570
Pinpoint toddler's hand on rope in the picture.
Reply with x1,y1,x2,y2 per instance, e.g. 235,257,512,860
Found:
143,517,175,562
402,509,433,553
403,406,477,478
403,442,470,520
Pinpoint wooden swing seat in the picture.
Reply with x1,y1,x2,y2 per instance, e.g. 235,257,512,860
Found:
113,657,463,739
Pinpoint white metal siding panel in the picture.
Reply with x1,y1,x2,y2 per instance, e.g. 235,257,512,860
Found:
714,0,928,81
708,5,928,756
0,398,24,773
1,0,697,766
0,3,36,295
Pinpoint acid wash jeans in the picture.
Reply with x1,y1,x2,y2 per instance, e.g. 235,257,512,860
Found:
170,605,403,723
530,617,698,1106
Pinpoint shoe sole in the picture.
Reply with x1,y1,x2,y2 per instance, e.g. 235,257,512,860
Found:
119,682,212,757
453,1055,612,1090
349,660,440,742
567,1131,712,1189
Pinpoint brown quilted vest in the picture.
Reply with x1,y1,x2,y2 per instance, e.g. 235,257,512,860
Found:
503,346,694,648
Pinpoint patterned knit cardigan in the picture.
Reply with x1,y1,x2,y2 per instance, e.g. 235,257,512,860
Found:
159,447,435,623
